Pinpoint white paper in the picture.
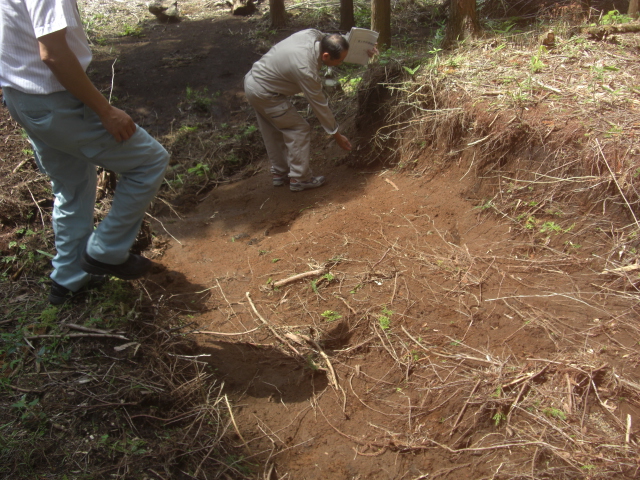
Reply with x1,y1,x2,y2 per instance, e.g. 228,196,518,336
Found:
343,27,379,65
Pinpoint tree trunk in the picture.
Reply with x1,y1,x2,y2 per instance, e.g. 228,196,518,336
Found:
340,0,355,31
269,0,286,28
442,0,481,50
629,0,639,19
371,0,391,50
232,0,256,16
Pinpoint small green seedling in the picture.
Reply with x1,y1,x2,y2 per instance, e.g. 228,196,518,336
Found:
321,310,342,322
492,411,506,426
378,306,393,330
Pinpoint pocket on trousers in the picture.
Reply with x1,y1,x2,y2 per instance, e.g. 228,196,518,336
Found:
263,102,303,130
264,102,290,120
22,109,54,129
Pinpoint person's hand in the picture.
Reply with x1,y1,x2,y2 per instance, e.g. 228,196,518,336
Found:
334,133,352,151
99,105,137,142
367,44,379,58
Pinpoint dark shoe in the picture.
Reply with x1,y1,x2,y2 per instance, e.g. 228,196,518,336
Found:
80,251,153,280
49,281,72,305
290,176,325,192
48,276,108,305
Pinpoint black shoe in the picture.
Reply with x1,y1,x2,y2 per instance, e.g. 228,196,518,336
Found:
80,251,153,280
48,276,108,305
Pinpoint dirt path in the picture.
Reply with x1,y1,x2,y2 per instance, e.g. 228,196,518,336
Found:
86,5,261,136
150,155,638,478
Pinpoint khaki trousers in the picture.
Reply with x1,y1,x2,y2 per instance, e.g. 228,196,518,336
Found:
244,73,313,181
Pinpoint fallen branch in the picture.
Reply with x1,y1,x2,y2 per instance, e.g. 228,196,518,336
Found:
7,384,43,394
65,323,118,335
245,292,301,355
224,394,250,452
384,178,399,191
334,294,357,315
12,158,29,174
402,326,498,366
601,263,640,274
193,328,260,336
617,376,640,393
532,78,562,94
25,333,129,341
320,403,552,454
449,379,481,436
309,337,339,390
272,267,327,288
584,23,640,40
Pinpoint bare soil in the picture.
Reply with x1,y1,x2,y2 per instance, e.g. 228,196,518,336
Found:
1,1,640,479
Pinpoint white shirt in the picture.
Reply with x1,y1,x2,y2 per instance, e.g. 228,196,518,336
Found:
249,29,338,135
0,0,92,94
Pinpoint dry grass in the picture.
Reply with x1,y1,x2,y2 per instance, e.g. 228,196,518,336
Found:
0,274,252,478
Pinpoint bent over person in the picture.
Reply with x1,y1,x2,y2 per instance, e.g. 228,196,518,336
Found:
0,0,170,304
244,29,353,192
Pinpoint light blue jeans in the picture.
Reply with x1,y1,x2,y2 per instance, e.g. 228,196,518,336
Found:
3,87,169,292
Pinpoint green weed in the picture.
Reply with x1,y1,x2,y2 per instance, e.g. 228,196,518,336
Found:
378,306,393,330
305,355,319,371
492,411,506,426
599,10,633,25
185,86,216,112
187,163,210,177
530,46,547,73
321,310,342,322
11,395,47,425
543,407,567,421
403,64,421,76
119,24,143,37
539,221,574,234
477,199,494,211
342,77,362,95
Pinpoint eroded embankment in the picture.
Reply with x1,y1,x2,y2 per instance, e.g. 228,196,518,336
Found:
155,33,640,478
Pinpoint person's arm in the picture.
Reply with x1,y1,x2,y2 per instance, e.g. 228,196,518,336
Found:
38,28,136,142
298,72,352,151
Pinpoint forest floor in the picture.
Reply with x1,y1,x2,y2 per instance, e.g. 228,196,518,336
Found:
1,1,640,479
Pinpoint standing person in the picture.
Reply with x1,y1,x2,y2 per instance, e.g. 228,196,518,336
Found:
244,29,352,192
0,0,170,305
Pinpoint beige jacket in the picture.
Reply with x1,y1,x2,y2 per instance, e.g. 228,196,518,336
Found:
248,29,338,135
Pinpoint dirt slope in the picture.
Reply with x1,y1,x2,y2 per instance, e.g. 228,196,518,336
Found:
152,161,514,478
150,151,639,478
